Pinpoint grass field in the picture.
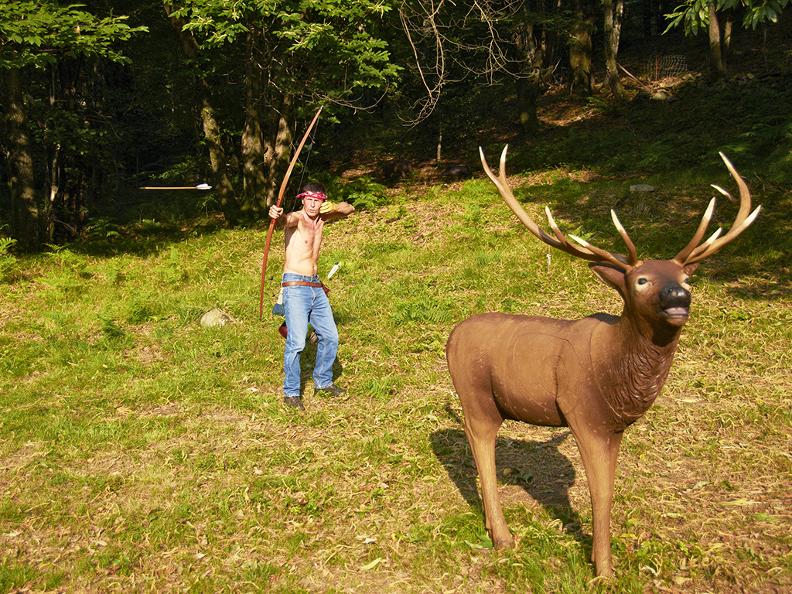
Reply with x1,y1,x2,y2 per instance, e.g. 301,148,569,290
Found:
1,75,791,592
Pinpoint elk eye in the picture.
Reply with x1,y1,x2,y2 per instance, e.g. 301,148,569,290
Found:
637,277,649,286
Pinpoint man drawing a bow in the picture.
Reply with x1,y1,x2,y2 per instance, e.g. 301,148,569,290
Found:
268,183,354,410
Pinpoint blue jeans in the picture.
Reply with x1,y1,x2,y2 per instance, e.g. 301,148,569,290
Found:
282,273,339,396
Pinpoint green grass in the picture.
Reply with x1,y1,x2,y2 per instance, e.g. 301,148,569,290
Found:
1,78,791,592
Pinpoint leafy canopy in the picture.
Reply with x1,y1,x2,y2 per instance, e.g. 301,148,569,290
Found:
664,0,790,35
167,0,400,99
0,1,147,70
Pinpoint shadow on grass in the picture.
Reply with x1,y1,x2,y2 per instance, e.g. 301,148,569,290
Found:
70,213,234,259
430,427,590,550
64,190,264,259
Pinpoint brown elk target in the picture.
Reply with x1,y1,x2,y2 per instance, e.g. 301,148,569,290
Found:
446,146,760,577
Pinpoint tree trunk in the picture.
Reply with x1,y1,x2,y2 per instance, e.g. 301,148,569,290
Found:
642,0,652,38
51,57,83,243
514,19,542,135
199,97,240,222
723,13,733,69
165,5,240,223
87,59,109,223
655,0,667,35
569,0,594,96
241,27,268,216
46,63,59,244
516,78,540,134
707,3,726,80
3,68,43,251
263,94,294,208
436,113,442,163
603,0,626,99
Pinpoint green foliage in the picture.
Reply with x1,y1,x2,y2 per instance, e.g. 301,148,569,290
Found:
0,238,18,281
98,316,127,341
84,218,122,242
306,174,390,211
340,177,390,211
361,375,403,399
0,1,147,251
517,73,792,181
742,0,790,27
664,0,790,35
45,245,89,274
170,0,400,101
0,1,146,69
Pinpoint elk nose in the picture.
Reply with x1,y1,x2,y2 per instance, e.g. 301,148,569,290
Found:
660,285,691,307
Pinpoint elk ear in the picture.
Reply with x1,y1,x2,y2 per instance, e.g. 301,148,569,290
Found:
589,263,627,298
683,262,700,276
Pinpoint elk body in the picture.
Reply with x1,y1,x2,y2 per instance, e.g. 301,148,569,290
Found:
446,147,760,577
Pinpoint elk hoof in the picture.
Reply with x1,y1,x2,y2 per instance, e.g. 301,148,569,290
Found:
591,549,614,577
491,533,515,549
593,560,614,578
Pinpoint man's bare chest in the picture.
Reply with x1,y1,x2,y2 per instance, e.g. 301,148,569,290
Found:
286,221,321,251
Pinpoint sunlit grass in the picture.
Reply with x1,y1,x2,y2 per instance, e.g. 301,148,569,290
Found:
1,91,790,591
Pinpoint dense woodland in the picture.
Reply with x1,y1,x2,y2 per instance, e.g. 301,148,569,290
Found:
0,0,790,251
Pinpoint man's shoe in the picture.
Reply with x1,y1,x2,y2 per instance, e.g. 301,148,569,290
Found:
283,396,305,410
315,384,345,398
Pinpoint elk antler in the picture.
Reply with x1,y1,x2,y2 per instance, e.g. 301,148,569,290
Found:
674,152,761,265
480,146,636,271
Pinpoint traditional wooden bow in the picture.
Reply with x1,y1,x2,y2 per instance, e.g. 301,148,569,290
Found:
258,106,323,320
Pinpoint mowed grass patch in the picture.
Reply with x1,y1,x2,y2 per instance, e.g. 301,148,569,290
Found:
1,151,790,592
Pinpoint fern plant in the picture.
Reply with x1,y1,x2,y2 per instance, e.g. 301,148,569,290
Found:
0,237,18,281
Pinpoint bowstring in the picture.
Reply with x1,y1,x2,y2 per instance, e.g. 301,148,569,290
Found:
288,117,319,213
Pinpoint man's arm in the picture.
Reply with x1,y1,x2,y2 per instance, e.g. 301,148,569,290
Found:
319,201,355,223
268,205,299,228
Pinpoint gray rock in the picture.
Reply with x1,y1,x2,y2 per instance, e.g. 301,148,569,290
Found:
629,184,656,193
200,308,234,328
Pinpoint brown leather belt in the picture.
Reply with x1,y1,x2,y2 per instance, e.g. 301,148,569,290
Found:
281,281,324,288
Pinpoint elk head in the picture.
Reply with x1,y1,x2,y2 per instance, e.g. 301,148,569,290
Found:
480,146,761,341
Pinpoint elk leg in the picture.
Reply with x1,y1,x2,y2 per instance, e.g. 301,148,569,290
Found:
574,429,623,577
462,409,512,548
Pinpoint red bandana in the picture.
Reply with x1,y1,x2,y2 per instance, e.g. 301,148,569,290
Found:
296,190,326,202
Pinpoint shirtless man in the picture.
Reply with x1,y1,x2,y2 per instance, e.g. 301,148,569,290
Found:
268,183,354,410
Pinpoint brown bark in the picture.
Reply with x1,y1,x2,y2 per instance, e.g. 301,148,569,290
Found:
50,58,81,243
241,27,268,215
45,64,59,243
723,13,733,68
4,69,43,251
603,0,626,99
516,78,540,134
165,5,240,223
514,19,542,135
708,3,726,79
262,94,294,207
198,97,239,221
569,0,594,95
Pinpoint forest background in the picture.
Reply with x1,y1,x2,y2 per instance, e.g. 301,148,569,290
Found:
1,0,790,249
1,0,791,592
